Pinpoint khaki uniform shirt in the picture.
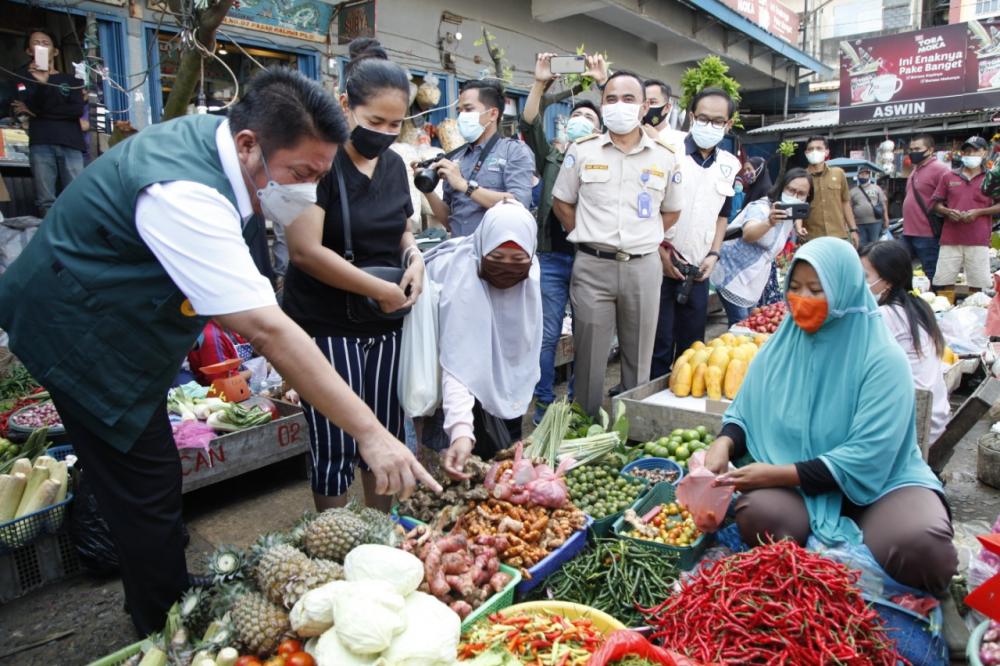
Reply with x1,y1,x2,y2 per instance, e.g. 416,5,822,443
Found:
552,131,682,255
803,164,851,240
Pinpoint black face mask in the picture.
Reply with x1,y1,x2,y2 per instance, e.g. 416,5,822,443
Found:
642,104,667,127
908,150,928,165
351,123,398,160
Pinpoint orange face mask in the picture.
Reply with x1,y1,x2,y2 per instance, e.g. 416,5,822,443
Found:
786,292,828,334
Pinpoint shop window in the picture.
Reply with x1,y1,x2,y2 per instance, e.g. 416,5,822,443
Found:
976,0,1000,14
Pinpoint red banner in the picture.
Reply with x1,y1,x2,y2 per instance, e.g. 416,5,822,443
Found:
839,19,1000,123
722,0,801,46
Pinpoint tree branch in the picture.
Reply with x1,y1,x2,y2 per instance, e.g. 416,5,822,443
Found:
161,0,235,121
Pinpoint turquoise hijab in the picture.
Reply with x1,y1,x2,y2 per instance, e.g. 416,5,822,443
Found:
723,237,942,545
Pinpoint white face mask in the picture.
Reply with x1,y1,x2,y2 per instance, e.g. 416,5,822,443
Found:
781,191,805,205
962,155,984,169
690,123,725,150
806,149,827,165
255,151,317,227
601,102,641,135
867,277,887,302
458,110,487,142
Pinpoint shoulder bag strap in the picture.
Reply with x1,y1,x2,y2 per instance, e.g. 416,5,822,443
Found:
910,170,934,219
468,133,502,182
336,156,355,263
858,184,878,211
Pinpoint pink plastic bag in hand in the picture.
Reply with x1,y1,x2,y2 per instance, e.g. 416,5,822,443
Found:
676,451,734,533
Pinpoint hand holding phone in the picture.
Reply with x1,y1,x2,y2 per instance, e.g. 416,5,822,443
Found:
549,55,586,75
775,201,811,220
33,45,49,72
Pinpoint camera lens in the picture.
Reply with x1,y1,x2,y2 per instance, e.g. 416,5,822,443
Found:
414,168,439,194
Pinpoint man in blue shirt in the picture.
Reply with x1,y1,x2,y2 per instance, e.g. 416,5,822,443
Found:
424,79,535,237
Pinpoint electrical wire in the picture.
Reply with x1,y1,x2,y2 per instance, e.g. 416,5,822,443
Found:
192,33,240,111
215,29,268,71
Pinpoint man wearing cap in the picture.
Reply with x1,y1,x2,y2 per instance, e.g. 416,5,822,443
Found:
931,136,1000,295
849,166,890,247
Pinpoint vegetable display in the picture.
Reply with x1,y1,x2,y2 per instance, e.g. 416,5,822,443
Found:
208,402,274,433
621,467,677,485
396,456,492,523
623,502,701,548
638,427,713,468
565,463,646,520
526,400,629,470
736,302,786,334
0,362,40,401
0,392,46,438
669,333,768,400
535,539,679,628
458,611,605,664
484,442,572,509
981,620,1000,665
642,540,901,665
168,387,274,433
0,427,50,474
9,400,62,430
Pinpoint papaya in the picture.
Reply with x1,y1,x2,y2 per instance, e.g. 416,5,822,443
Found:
691,341,706,350
706,366,724,400
708,338,725,348
673,362,693,397
724,359,747,400
690,349,711,368
673,349,695,372
708,347,730,370
691,363,707,398
720,333,737,346
753,333,769,347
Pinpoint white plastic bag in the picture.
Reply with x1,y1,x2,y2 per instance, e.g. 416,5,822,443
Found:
343,544,424,596
398,280,441,417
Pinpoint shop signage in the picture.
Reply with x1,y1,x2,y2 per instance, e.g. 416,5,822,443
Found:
839,18,1000,123
148,0,336,44
337,0,375,45
721,0,801,46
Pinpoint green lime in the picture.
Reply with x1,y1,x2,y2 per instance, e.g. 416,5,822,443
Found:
657,436,671,447
683,430,699,442
696,425,708,438
675,445,691,461
671,428,684,438
667,440,679,455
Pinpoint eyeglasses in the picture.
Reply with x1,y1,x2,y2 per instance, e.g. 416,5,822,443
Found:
692,115,728,130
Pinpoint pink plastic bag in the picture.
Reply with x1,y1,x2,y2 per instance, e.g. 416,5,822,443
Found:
676,451,734,533
987,274,1000,338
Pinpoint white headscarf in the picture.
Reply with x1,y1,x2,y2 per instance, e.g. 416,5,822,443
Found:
423,200,542,419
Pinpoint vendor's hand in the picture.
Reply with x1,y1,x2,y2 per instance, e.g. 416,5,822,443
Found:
704,438,732,476
356,427,442,499
377,281,409,313
584,53,609,86
533,53,557,83
11,101,33,117
768,205,790,227
399,254,425,307
696,254,718,282
849,229,860,249
660,246,684,281
27,63,50,84
794,219,808,239
283,389,300,405
442,437,474,480
714,462,792,492
433,158,467,192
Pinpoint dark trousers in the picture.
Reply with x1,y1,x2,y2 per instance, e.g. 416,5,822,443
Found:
904,235,941,284
56,398,188,635
651,276,710,379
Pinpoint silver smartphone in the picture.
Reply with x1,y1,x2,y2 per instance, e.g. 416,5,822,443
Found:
549,55,586,75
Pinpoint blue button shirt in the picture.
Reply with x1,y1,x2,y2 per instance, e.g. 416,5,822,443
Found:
443,134,535,237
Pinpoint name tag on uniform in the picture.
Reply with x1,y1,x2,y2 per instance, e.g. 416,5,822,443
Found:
644,168,665,179
584,164,609,170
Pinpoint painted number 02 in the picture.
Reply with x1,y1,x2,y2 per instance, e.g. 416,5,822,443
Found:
278,422,302,447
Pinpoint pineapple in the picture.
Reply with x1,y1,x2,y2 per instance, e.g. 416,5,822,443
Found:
287,511,316,549
247,532,292,571
255,543,328,608
179,587,214,639
312,558,344,583
230,590,291,657
206,544,246,584
352,504,403,547
301,508,370,562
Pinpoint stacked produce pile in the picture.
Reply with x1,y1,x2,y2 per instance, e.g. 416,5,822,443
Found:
642,540,902,665
458,611,606,664
636,426,713,469
669,333,769,400
622,502,701,548
0,362,46,438
565,462,646,520
169,387,277,433
736,301,786,334
396,455,491,523
980,620,1000,664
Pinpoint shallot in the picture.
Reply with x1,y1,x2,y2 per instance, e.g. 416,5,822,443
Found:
10,401,61,429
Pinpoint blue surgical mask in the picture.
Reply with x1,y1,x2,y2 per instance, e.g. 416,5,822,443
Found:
566,116,595,141
962,155,984,169
458,110,487,143
858,176,870,184
734,182,744,193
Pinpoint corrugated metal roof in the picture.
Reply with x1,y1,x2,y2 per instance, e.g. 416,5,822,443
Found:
747,108,999,135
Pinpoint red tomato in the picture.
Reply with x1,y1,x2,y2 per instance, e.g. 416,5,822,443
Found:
235,658,263,666
263,657,286,666
277,640,303,656
285,653,316,666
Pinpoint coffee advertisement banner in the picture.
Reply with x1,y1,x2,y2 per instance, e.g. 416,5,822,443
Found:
839,18,1000,123
722,0,800,45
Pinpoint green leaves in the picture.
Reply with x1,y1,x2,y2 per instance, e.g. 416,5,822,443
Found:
680,55,743,128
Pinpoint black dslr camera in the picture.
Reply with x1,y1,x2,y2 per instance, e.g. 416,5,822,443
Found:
413,154,445,193
673,257,702,305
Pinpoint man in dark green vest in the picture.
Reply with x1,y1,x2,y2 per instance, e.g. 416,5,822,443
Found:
0,67,440,634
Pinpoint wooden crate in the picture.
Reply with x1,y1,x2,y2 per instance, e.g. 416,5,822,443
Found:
180,400,309,493
615,375,935,455
554,333,574,368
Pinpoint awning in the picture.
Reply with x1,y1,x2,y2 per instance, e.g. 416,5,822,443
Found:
747,108,999,137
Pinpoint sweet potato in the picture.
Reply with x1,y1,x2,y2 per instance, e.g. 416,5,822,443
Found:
489,571,512,593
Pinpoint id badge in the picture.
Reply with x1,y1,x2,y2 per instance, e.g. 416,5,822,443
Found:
637,191,652,219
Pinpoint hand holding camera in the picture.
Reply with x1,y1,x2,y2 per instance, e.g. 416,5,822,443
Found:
413,155,465,193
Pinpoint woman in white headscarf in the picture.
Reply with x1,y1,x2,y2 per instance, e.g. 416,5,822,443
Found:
421,199,543,478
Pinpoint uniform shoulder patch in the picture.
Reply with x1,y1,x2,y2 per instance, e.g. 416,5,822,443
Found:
654,136,677,153
575,133,599,144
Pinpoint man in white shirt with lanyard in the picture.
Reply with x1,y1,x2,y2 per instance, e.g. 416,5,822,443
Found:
652,87,740,377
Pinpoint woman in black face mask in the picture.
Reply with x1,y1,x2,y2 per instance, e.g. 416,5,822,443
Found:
282,37,423,511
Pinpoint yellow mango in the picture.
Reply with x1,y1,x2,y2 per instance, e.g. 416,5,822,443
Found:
706,366,723,400
673,363,693,397
691,363,707,398
730,346,751,363
691,341,706,350
708,347,730,370
720,333,737,347
673,349,695,372
690,349,711,368
708,338,725,348
753,333,769,347
724,359,747,400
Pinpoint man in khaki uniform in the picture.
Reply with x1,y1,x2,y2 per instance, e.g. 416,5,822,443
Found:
553,70,682,416
798,136,859,246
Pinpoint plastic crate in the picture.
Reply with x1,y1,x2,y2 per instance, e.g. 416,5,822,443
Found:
86,642,144,666
621,457,684,486
611,482,712,570
968,620,990,666
0,444,75,555
516,516,593,597
0,530,81,602
581,474,650,539
868,597,947,666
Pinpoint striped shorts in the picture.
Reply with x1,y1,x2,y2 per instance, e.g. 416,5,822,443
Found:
301,332,404,496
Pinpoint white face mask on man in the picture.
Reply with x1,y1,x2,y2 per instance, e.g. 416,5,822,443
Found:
601,102,642,135
254,149,317,227
805,149,827,165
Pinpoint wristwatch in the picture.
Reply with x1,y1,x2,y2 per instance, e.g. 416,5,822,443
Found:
706,251,720,259
849,228,859,234
465,180,480,196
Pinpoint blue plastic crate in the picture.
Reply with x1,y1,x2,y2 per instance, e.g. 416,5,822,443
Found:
621,458,684,486
516,516,593,597
0,444,75,555
868,597,948,666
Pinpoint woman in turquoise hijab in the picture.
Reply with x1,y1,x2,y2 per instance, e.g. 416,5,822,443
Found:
704,237,957,595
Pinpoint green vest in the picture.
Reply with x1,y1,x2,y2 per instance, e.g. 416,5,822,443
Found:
0,114,252,452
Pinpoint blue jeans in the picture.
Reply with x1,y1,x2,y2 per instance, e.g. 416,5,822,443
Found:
533,251,574,405
29,143,85,215
719,293,750,327
903,235,940,284
857,222,883,248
